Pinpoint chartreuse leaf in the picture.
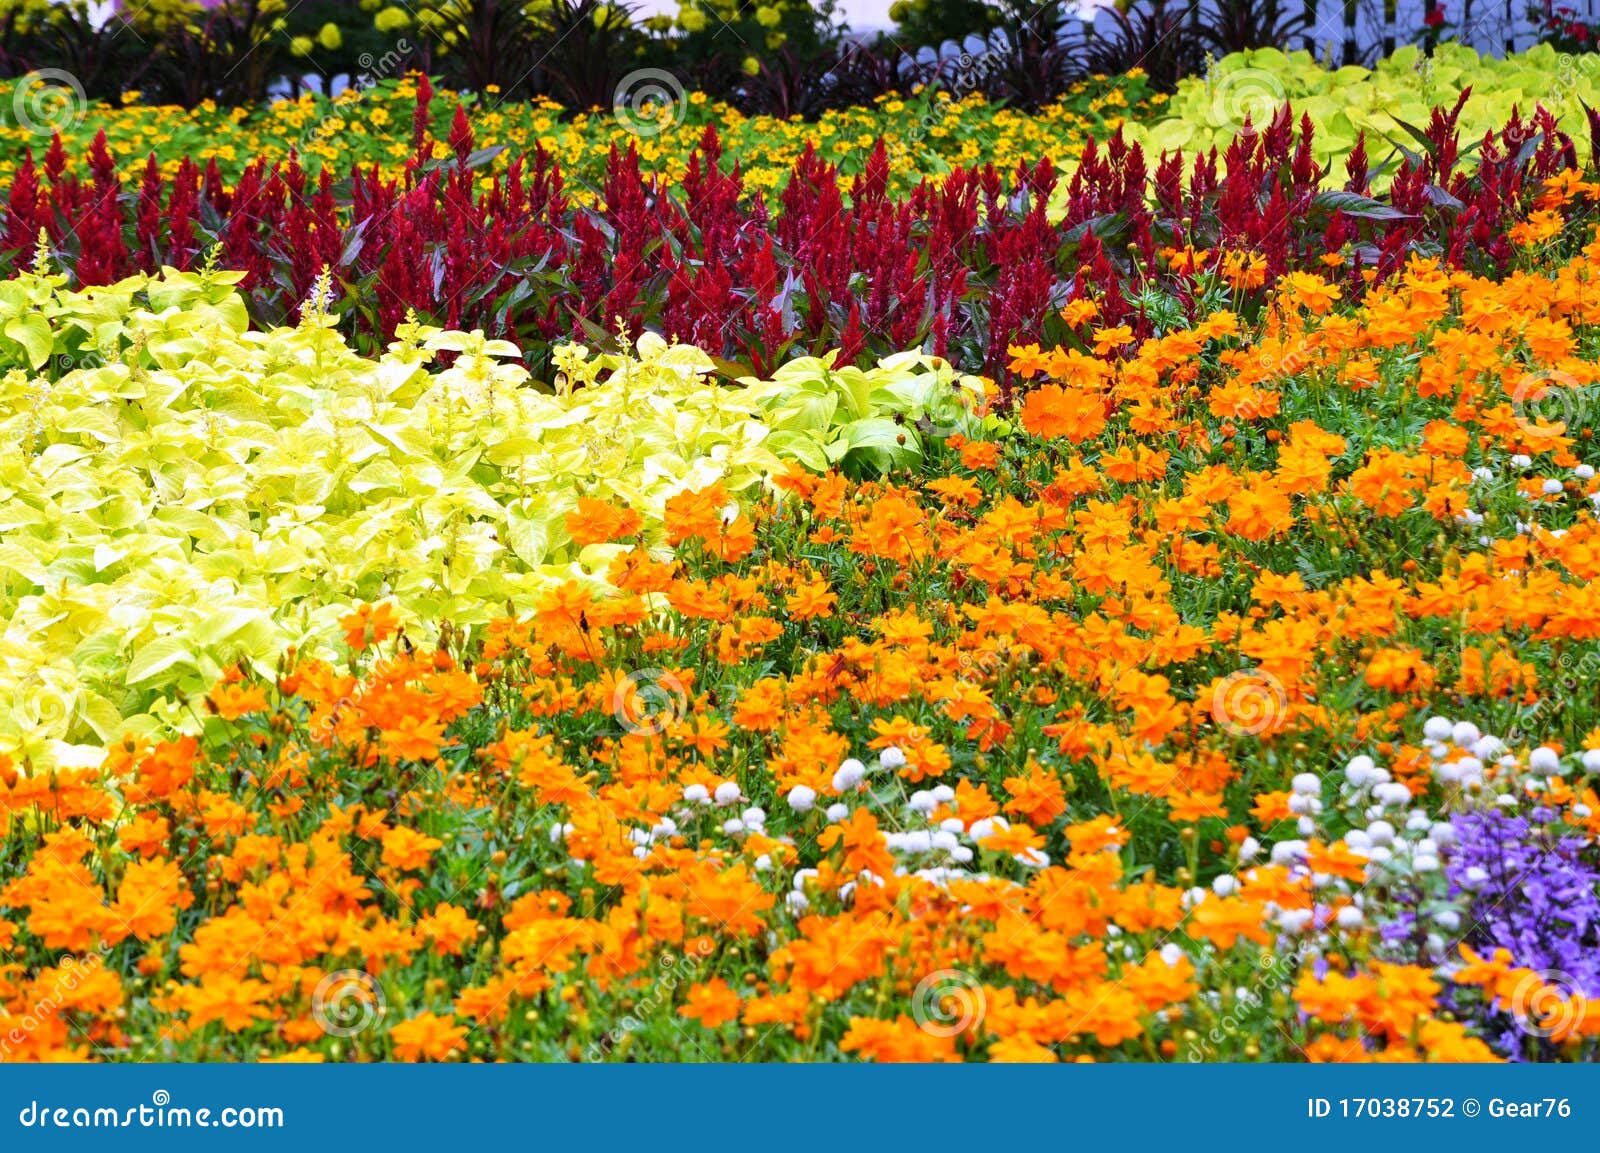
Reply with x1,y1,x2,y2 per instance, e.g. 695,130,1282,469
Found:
0,269,957,759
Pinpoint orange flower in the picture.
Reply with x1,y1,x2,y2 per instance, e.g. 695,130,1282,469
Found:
340,601,401,651
1186,897,1272,951
1019,384,1107,443
565,496,644,545
207,682,269,720
389,1012,468,1061
679,978,741,1029
381,826,443,872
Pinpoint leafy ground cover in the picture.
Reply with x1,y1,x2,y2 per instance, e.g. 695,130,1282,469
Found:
2,171,1598,1061
0,264,981,762
1128,44,1600,178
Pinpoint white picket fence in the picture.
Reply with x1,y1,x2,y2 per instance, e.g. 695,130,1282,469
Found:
897,0,1587,66
1088,0,1586,63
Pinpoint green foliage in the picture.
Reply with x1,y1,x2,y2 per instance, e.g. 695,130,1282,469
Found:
1127,44,1600,179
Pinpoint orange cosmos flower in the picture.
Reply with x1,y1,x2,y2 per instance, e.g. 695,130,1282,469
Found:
340,601,401,651
389,1012,468,1061
678,978,741,1029
1019,384,1107,443
565,496,644,545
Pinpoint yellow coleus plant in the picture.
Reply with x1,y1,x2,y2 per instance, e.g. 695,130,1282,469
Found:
0,268,959,765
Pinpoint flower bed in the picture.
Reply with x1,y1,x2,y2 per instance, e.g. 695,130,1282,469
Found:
2,184,1599,1059
1,78,1577,382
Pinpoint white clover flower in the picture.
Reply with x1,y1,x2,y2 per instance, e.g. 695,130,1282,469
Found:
1239,836,1261,861
908,789,937,816
878,746,907,771
1373,782,1412,807
1583,749,1600,772
1211,874,1237,896
1575,464,1596,480
1366,820,1395,846
1470,736,1503,760
1270,840,1308,866
722,818,745,835
1336,906,1364,930
931,784,956,804
1450,721,1481,748
683,784,710,804
1542,478,1565,495
1529,746,1561,773
1344,755,1377,786
1278,908,1314,933
713,781,742,805
786,784,816,813
1291,772,1320,795
825,803,849,822
1511,454,1533,469
831,759,866,792
1423,715,1454,742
